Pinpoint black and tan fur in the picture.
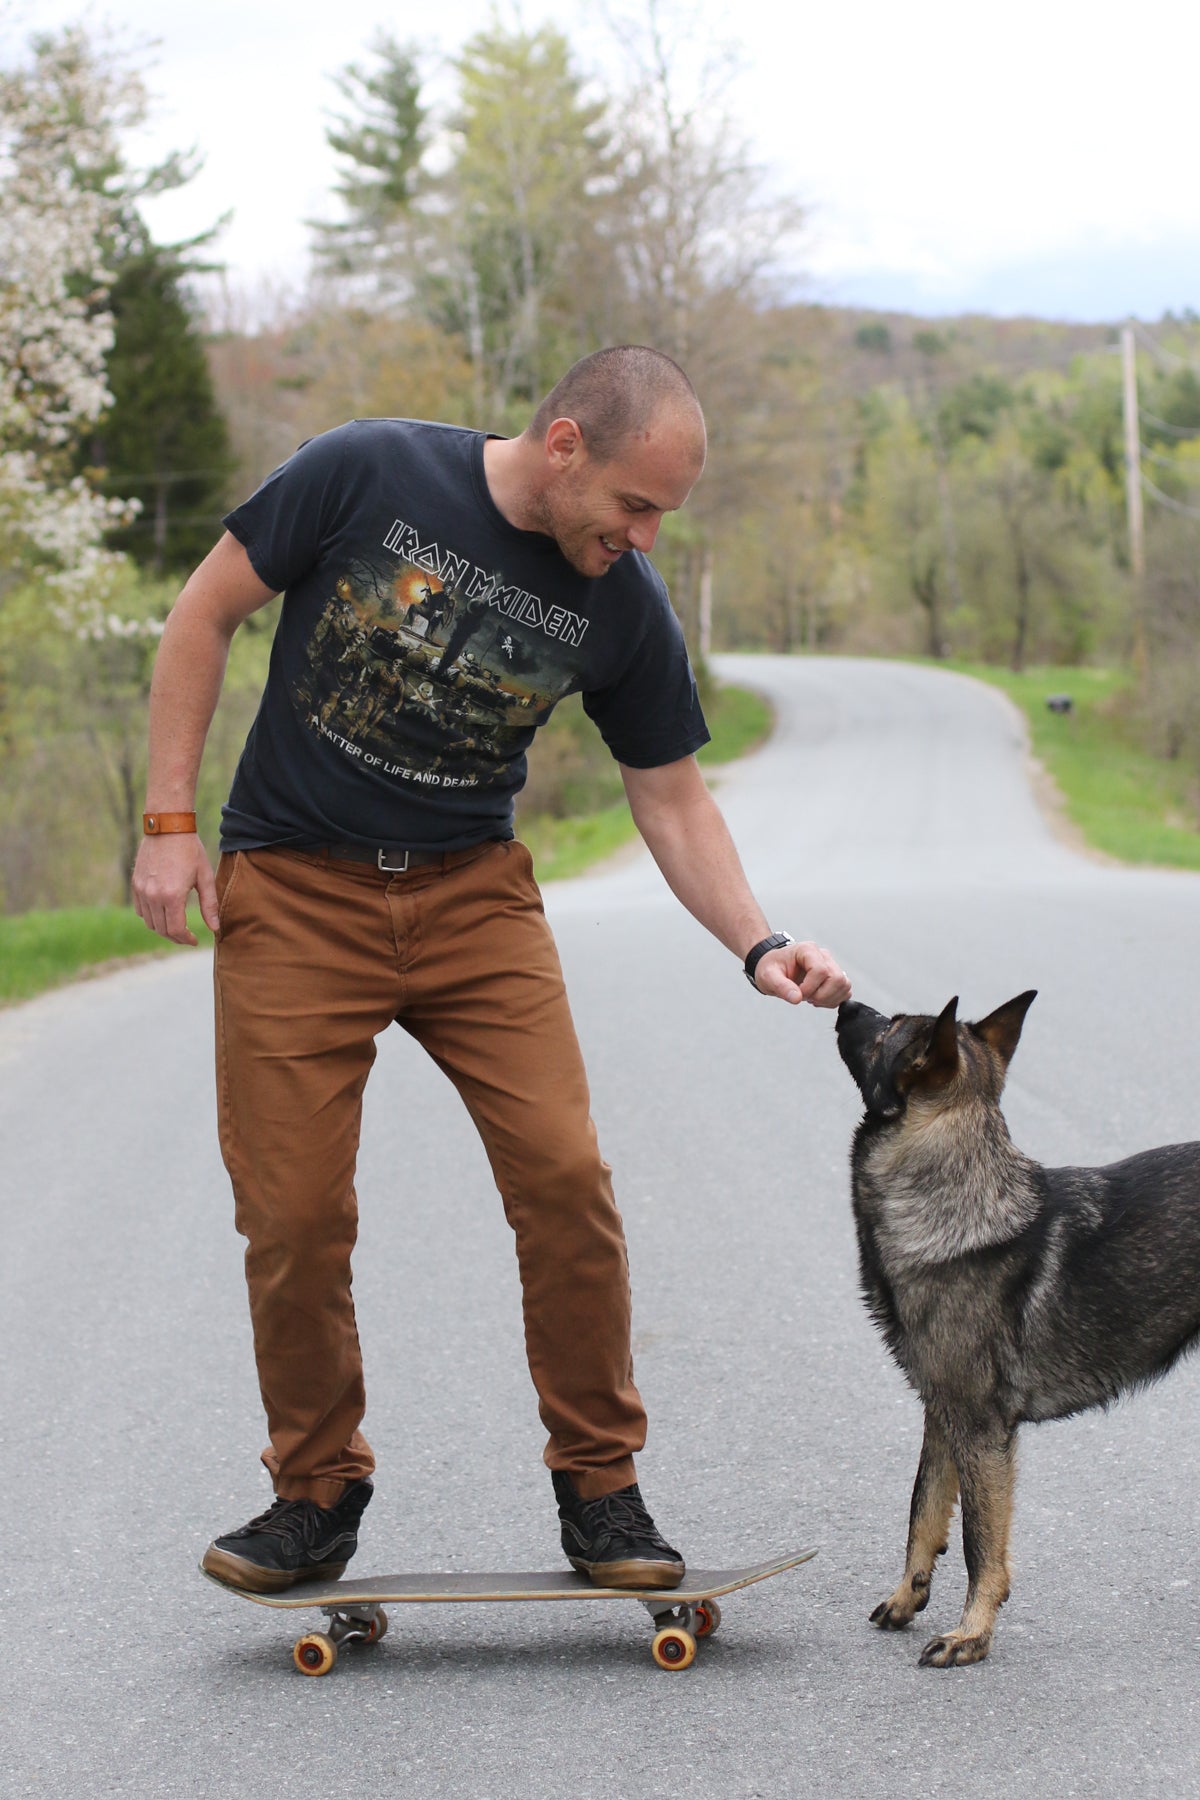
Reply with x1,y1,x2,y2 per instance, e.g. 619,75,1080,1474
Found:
836,991,1200,1667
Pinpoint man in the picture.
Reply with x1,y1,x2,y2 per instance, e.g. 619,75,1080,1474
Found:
133,345,850,1597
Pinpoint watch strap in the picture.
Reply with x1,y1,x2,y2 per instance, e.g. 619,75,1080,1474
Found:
744,931,795,988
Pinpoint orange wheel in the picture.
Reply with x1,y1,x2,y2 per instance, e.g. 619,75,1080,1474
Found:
364,1608,389,1643
651,1627,697,1671
694,1601,722,1638
294,1632,338,1676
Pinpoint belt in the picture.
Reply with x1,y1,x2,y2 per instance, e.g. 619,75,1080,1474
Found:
317,841,495,873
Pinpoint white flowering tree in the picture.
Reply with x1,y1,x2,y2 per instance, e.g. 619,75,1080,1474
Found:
0,26,148,635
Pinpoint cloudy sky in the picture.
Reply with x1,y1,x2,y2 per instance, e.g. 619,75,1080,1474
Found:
10,0,1199,322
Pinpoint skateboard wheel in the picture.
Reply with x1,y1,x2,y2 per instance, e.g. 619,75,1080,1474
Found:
364,1608,389,1643
294,1632,338,1676
694,1601,722,1638
651,1627,697,1671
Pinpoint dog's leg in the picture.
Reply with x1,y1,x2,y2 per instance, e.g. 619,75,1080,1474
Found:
918,1421,1015,1668
871,1409,958,1631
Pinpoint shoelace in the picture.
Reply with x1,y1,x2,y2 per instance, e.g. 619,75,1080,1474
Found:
582,1486,669,1551
233,1497,325,1544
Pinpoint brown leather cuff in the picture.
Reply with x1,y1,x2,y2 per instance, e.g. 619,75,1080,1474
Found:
143,811,198,835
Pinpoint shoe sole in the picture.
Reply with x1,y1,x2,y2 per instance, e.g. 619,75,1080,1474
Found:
567,1554,685,1591
201,1545,349,1594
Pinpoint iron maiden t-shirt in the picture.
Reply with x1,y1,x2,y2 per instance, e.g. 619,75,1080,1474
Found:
219,419,710,852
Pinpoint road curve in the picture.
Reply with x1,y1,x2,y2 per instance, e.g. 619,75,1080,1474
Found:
2,655,1197,1799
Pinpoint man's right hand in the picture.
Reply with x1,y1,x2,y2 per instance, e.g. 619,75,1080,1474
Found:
132,833,220,947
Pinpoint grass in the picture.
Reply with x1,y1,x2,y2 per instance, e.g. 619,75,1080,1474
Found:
942,661,1200,871
1,682,773,1004
0,905,196,1004
519,678,773,881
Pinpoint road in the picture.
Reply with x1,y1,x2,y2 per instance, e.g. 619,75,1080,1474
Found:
3,655,1199,1798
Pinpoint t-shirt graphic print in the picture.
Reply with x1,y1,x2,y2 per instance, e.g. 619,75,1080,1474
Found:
293,528,590,790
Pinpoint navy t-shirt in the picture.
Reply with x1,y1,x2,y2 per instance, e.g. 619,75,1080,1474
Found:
220,419,710,851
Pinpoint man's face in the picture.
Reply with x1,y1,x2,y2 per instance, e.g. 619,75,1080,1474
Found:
539,408,706,578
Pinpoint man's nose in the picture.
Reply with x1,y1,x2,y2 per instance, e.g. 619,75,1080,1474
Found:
626,514,661,553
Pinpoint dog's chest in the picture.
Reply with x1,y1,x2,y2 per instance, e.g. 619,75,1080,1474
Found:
852,1123,1036,1268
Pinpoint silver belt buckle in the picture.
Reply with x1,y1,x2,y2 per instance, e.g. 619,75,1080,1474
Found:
377,848,411,872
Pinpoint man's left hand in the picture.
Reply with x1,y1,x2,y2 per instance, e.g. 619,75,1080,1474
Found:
754,941,851,1007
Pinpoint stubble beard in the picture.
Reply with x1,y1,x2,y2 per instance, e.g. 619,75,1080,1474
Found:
527,487,612,578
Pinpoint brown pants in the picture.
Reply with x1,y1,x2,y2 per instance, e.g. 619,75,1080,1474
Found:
213,840,646,1507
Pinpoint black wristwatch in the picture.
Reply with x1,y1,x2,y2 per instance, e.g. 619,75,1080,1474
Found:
744,931,795,989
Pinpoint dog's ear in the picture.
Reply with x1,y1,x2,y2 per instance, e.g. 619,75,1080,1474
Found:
902,997,960,1093
971,990,1037,1065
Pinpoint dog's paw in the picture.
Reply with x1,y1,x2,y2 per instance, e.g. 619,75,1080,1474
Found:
917,1629,991,1668
870,1577,930,1629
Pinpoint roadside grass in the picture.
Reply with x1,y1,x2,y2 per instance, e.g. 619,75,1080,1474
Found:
0,682,772,1003
943,661,1200,871
0,904,201,1004
520,679,772,881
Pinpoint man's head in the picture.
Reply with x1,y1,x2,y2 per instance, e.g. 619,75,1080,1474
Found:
521,346,706,577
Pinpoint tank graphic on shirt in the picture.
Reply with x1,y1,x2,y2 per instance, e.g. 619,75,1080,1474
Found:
291,545,586,787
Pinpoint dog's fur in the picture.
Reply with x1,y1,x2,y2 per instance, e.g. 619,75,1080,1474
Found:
836,991,1200,1667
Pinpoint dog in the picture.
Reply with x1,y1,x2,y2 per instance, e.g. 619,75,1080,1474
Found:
835,990,1200,1667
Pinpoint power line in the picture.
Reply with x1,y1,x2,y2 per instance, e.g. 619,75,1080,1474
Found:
1139,442,1200,477
1140,408,1200,439
1130,319,1200,374
1141,474,1200,521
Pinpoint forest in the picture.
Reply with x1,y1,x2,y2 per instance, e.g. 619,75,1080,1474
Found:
2,17,1198,913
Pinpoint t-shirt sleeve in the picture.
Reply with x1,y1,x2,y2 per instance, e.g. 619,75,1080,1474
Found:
582,569,710,768
222,426,351,592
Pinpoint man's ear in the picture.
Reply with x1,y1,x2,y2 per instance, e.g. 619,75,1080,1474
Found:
971,990,1037,1067
543,416,585,468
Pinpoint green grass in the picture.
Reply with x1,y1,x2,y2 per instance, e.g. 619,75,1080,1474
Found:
0,904,202,1004
943,661,1200,870
520,679,773,881
697,680,774,766
517,799,639,882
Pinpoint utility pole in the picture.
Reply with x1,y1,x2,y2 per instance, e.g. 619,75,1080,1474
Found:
1121,322,1146,673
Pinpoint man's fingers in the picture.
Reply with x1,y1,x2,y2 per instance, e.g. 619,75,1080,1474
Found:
797,952,851,1007
131,835,215,947
196,859,221,935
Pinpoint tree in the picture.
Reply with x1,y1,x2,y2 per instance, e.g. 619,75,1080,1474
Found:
858,403,948,656
0,26,139,625
0,25,232,906
591,1,809,643
602,1,801,373
411,23,614,418
85,245,236,574
311,32,425,289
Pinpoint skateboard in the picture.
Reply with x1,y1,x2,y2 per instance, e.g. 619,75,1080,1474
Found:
202,1548,817,1675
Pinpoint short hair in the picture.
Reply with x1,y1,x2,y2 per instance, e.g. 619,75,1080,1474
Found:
527,346,701,463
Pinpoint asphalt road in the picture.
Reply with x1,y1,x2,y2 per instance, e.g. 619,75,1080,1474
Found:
3,655,1199,1798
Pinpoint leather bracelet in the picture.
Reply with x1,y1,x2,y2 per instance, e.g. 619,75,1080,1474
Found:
143,811,198,836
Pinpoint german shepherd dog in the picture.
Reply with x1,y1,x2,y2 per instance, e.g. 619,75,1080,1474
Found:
835,990,1200,1668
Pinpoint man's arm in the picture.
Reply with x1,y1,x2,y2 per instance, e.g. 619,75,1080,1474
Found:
131,532,277,946
619,755,850,1007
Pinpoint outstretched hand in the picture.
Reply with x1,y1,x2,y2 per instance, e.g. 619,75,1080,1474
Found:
753,940,851,1007
132,834,220,947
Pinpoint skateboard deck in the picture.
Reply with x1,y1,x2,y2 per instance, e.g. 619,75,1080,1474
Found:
202,1548,817,1674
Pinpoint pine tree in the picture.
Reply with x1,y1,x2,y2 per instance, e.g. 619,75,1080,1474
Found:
87,244,236,574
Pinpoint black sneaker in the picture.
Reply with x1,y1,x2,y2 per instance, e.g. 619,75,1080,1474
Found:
552,1471,685,1589
201,1478,373,1594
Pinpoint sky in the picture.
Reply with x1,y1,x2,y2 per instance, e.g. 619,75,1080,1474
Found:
8,0,1200,324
